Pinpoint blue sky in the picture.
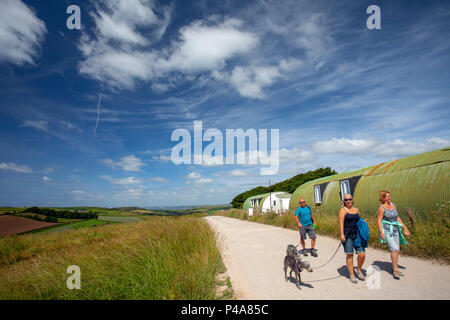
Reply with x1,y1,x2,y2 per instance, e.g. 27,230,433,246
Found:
0,0,449,207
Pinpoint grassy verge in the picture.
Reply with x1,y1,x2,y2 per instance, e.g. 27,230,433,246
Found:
0,215,225,299
215,209,450,264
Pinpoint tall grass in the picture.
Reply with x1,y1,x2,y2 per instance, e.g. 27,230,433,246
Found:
0,216,224,299
216,208,450,263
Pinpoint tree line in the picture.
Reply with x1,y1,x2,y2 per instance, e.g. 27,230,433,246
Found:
231,167,337,208
22,207,98,219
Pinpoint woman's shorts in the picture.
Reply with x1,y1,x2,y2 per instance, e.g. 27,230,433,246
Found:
383,225,400,252
343,235,365,255
299,224,316,240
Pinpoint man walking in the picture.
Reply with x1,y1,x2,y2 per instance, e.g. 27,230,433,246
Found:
294,198,318,257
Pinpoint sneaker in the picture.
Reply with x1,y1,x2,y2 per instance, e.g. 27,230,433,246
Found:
349,277,357,284
302,249,308,256
310,248,318,257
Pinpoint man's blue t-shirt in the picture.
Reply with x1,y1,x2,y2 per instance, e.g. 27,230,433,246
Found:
295,206,312,226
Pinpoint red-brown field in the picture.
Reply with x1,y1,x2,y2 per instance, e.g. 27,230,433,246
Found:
0,215,57,237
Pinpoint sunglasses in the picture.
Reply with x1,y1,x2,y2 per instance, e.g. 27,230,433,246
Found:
299,201,306,204
344,198,353,202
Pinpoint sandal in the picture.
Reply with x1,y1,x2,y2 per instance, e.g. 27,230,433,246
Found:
355,269,365,281
349,277,357,284
392,269,405,276
393,270,401,279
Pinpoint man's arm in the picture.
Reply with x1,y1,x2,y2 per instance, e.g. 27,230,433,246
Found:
310,211,317,226
294,211,302,228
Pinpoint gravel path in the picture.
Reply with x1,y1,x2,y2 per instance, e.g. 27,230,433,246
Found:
205,216,450,300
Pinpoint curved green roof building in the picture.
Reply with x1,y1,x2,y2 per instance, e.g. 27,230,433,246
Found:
242,193,269,211
289,148,450,219
243,192,292,214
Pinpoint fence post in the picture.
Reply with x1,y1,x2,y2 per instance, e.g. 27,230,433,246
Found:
406,207,415,231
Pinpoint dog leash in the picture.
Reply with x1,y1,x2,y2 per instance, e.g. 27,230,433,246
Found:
303,275,342,283
299,242,344,284
311,241,343,270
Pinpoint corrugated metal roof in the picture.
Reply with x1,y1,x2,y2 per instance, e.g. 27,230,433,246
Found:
289,147,450,219
242,193,270,210
243,192,291,210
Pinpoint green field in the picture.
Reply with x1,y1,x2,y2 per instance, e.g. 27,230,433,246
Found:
43,219,112,233
98,216,143,223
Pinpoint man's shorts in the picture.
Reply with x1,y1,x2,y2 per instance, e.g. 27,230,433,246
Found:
343,235,365,255
299,224,316,240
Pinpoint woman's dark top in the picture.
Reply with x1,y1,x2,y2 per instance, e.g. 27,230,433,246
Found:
343,209,360,239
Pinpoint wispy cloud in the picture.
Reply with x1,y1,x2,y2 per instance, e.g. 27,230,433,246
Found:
150,177,170,183
100,175,143,185
101,155,146,172
20,120,48,131
185,171,213,184
0,162,33,173
0,0,47,65
313,137,450,158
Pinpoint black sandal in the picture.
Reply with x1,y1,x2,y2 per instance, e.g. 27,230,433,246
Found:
393,270,400,279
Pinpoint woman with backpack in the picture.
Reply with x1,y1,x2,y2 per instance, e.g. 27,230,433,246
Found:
339,193,366,283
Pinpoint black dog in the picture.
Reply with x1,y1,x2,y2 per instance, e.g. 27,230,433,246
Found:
283,254,313,289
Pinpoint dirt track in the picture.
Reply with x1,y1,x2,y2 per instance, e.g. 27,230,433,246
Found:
205,216,450,300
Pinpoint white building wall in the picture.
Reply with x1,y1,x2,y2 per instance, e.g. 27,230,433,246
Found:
261,192,292,213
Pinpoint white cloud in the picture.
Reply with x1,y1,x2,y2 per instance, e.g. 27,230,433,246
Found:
229,169,249,177
279,147,315,163
0,0,47,65
100,175,143,185
43,167,55,174
186,172,202,180
78,37,157,89
77,0,169,89
227,65,281,99
376,138,450,157
78,3,259,92
101,155,145,171
313,138,376,155
313,137,450,157
164,18,259,73
152,154,172,162
185,171,213,185
279,58,303,71
213,57,303,99
194,178,213,185
42,176,51,182
0,162,33,173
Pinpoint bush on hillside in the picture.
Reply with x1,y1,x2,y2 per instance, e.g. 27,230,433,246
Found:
22,207,97,220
